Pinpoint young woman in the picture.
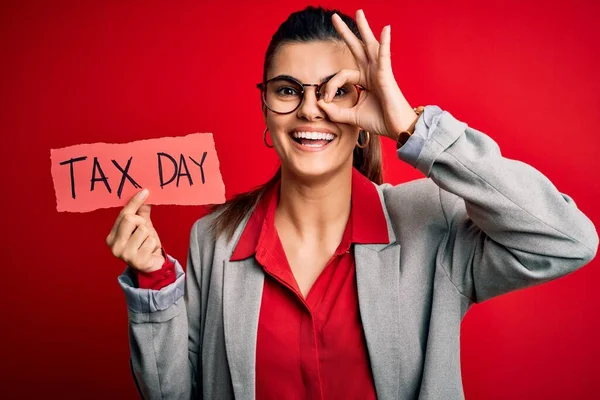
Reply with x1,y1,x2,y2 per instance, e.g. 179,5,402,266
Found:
107,6,598,400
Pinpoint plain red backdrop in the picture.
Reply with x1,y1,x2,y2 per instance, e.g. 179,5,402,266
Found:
1,0,599,398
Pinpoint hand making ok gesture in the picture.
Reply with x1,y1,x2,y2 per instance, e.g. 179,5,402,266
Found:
317,9,418,141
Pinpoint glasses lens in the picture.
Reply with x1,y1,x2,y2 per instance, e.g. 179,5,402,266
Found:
265,78,303,113
323,82,360,108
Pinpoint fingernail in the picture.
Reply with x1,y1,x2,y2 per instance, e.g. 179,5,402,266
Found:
139,189,149,199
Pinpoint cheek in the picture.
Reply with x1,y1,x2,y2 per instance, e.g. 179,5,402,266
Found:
340,127,360,146
265,113,294,136
265,114,292,144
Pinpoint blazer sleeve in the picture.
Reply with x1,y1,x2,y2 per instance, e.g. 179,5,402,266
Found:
397,105,598,303
117,219,206,399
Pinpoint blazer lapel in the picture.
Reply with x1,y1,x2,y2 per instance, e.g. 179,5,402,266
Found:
222,256,264,400
355,242,402,400
355,183,403,400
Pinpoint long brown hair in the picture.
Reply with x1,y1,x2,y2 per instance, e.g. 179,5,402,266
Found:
210,6,384,242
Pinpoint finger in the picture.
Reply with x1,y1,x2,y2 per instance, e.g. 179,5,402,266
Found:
107,212,146,246
378,25,392,72
110,214,146,252
137,204,152,225
110,189,149,238
121,225,151,263
127,224,151,253
317,99,356,125
323,69,361,102
133,236,158,270
356,9,379,63
332,13,368,65
136,204,162,248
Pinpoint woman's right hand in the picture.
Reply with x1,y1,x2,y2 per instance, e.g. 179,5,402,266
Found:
106,188,165,273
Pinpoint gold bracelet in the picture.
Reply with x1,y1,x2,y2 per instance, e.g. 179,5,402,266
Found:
396,106,425,149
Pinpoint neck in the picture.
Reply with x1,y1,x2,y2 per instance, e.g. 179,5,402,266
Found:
276,164,352,244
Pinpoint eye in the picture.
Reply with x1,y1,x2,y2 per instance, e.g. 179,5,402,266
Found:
319,83,350,100
275,86,300,97
334,87,349,98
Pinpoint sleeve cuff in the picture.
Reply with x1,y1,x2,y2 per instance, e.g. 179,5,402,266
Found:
396,105,444,167
117,254,185,314
136,248,177,290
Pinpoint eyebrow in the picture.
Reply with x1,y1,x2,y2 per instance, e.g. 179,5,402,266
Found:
270,73,337,83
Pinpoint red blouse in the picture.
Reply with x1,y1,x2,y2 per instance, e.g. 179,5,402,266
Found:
230,167,389,399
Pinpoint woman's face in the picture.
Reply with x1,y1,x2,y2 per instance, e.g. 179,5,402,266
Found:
263,40,360,180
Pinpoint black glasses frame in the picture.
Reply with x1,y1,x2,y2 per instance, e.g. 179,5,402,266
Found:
256,75,365,115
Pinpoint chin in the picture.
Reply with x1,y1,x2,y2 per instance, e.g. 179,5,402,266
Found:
283,157,349,182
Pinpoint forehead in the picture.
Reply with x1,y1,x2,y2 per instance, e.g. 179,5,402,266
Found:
268,41,358,82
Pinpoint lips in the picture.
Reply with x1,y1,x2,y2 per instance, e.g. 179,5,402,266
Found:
289,126,337,147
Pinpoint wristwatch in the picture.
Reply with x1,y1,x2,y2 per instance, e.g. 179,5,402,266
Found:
396,106,425,149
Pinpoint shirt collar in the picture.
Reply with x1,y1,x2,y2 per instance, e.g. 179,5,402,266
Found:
230,167,389,261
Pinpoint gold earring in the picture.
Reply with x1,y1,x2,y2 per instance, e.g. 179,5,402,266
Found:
263,127,274,148
356,130,370,149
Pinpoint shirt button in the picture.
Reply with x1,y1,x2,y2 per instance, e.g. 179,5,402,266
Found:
165,270,173,276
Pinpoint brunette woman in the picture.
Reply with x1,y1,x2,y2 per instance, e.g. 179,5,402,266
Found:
107,6,598,400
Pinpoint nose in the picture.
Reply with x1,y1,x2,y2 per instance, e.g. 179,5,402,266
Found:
296,86,326,121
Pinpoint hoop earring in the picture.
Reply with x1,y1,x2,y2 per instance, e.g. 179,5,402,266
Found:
356,130,370,149
263,127,274,148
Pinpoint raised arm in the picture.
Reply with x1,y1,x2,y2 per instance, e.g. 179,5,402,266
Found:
397,106,598,303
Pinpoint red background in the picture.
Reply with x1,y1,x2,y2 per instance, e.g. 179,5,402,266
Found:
1,0,599,398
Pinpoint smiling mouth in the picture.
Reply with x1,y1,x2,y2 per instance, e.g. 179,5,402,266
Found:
290,131,336,148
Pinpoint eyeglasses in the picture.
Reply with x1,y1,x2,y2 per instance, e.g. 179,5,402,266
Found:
256,75,365,115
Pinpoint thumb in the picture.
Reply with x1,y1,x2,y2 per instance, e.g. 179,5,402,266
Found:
317,99,356,125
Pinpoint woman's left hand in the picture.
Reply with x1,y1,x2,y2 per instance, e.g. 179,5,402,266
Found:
317,9,417,140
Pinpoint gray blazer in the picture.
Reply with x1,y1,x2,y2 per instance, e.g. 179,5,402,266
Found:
119,107,598,400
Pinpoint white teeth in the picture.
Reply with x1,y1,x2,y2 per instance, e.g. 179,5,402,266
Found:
292,131,335,141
